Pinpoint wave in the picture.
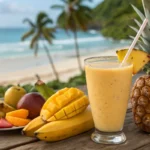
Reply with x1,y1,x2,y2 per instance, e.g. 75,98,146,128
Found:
53,36,105,45
88,30,97,34
0,36,105,46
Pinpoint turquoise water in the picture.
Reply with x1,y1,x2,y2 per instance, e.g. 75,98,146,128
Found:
0,28,130,59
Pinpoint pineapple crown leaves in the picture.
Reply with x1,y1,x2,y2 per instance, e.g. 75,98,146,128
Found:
130,1,150,54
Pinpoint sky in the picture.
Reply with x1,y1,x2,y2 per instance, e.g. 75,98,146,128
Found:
0,0,103,28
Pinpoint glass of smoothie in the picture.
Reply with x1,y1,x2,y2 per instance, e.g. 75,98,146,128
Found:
85,56,133,144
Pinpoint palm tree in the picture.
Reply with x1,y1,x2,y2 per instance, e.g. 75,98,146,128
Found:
22,12,59,81
52,0,92,72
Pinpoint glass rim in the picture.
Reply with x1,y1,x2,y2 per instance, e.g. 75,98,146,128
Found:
84,56,132,67
84,56,117,63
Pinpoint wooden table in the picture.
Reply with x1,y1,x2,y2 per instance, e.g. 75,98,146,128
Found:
1,73,150,150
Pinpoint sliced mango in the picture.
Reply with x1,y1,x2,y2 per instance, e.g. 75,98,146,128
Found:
40,88,89,122
6,116,31,127
6,109,29,119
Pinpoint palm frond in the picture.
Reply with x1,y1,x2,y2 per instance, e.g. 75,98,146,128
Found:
30,33,40,49
45,28,56,39
37,12,49,25
41,18,53,27
21,29,35,41
23,18,35,28
60,0,68,3
51,5,64,9
78,6,92,13
57,11,68,29
42,29,53,44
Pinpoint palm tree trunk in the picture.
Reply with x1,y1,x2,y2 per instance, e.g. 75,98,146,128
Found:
43,44,59,81
73,30,82,72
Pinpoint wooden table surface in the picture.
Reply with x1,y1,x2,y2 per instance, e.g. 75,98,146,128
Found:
1,72,150,150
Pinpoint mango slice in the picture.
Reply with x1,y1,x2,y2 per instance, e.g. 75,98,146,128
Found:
40,88,89,122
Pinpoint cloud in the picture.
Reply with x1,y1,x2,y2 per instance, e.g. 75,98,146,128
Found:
0,1,34,14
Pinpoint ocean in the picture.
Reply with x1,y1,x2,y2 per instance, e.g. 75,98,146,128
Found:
0,28,130,59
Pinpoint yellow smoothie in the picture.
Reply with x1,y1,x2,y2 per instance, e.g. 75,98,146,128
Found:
85,62,133,132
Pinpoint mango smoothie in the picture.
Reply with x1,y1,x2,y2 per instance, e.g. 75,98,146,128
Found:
85,58,133,132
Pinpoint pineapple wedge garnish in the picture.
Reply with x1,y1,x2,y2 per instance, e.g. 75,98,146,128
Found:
116,49,150,74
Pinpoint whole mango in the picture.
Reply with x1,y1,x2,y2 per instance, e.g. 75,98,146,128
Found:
17,93,45,119
4,86,26,108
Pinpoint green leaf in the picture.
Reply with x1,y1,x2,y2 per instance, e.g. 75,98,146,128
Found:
131,4,145,21
21,29,35,41
23,19,35,27
129,25,139,32
134,19,141,27
140,36,150,46
51,5,64,9
41,18,53,27
30,33,40,49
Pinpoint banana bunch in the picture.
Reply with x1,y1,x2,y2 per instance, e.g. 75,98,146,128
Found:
0,100,15,118
23,87,94,141
23,107,94,141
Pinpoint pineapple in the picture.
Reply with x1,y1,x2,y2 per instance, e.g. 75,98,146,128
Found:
124,0,150,133
131,75,150,132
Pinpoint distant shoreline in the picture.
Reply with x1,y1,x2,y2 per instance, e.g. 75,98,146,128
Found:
0,47,128,86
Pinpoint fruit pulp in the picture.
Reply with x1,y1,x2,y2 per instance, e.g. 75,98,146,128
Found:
85,59,133,132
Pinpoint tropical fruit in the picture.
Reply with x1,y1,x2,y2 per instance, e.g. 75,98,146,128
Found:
0,100,15,118
116,49,150,74
17,93,45,119
35,80,55,100
0,118,13,128
130,75,150,132
6,109,29,119
22,116,46,137
40,87,89,122
35,107,94,142
6,116,31,127
4,86,26,108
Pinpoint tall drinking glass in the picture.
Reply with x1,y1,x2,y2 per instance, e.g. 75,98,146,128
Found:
85,56,133,144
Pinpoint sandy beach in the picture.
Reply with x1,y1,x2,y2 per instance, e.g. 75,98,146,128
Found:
0,48,127,85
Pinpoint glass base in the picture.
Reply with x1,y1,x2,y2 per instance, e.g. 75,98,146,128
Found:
91,129,126,144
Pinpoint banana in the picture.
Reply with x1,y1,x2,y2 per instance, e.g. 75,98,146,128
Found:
0,100,15,117
40,87,89,122
35,107,94,142
22,116,46,137
35,80,55,100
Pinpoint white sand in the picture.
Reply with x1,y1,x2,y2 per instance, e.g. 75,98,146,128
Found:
0,48,124,85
